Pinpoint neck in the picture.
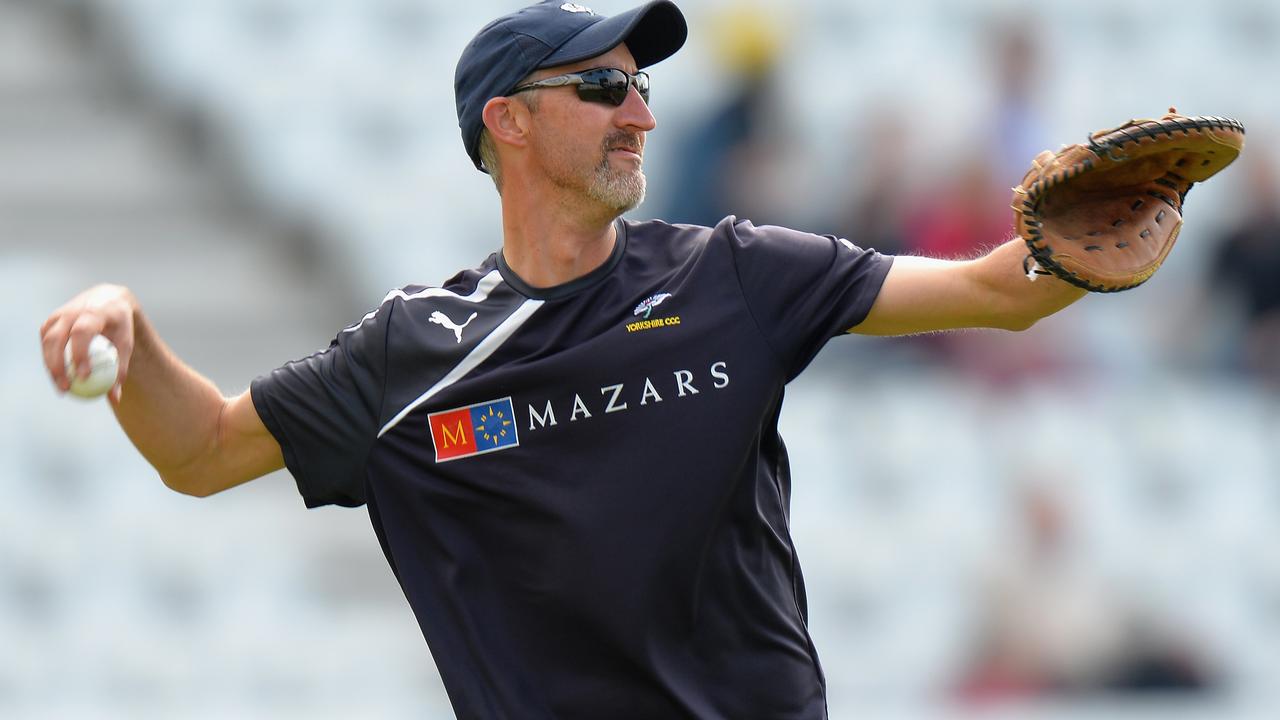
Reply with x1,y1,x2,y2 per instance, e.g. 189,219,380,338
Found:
499,180,622,289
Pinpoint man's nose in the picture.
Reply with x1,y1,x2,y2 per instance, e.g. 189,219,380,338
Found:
616,86,657,132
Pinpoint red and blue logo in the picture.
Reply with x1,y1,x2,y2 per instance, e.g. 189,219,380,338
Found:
427,397,519,462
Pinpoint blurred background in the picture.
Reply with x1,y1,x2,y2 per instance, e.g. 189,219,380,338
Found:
2,0,1279,717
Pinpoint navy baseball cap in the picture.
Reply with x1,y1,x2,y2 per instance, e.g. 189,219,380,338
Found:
455,1,688,172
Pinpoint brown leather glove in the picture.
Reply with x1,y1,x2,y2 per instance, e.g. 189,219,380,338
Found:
1012,110,1244,292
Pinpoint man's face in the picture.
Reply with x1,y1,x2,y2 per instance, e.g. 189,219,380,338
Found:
521,43,657,213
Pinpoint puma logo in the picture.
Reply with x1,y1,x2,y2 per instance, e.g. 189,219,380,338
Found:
429,310,478,344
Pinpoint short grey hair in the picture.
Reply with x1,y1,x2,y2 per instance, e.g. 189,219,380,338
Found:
478,129,503,193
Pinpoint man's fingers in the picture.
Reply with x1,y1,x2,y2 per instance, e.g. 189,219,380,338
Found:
114,350,130,394
66,314,106,380
40,316,71,391
42,285,136,397
107,315,133,385
39,310,63,337
103,313,133,396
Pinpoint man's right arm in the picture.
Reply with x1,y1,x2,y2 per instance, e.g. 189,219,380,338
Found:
40,284,283,496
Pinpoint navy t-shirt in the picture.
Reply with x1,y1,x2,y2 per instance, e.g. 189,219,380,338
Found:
251,216,893,719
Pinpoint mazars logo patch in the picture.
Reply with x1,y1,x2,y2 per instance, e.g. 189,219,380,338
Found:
428,397,519,462
560,3,594,13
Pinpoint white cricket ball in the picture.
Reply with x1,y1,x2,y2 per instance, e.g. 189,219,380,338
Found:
64,334,119,399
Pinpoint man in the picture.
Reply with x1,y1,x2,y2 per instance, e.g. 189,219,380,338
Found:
40,1,1085,717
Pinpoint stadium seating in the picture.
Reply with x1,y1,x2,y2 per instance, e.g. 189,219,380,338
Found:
5,1,1279,717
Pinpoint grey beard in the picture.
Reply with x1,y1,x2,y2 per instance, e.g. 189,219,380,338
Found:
586,157,646,213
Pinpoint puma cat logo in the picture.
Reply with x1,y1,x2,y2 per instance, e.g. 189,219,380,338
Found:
430,310,478,344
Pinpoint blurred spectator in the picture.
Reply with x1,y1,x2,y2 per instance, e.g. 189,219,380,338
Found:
891,150,1053,379
901,13,1048,260
987,15,1050,188
1208,156,1280,384
829,107,910,256
954,480,1214,704
662,5,788,227
886,14,1069,378
902,151,1010,261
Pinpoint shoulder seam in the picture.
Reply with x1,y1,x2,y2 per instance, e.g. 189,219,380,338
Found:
722,222,790,375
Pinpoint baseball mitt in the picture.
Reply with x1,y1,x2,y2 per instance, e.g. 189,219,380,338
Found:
1012,109,1245,292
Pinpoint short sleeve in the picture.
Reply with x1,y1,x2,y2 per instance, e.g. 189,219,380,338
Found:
724,218,893,380
250,300,392,508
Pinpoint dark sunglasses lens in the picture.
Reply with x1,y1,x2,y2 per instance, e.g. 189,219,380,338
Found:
577,86,622,105
635,73,650,102
577,69,648,106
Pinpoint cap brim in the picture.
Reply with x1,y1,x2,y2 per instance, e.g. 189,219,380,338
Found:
540,0,687,70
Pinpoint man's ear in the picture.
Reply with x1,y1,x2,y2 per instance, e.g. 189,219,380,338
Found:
482,96,530,149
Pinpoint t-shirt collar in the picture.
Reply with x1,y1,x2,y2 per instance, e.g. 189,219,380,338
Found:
497,219,628,301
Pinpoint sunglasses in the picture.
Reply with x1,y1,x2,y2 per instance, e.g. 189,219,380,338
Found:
509,67,650,107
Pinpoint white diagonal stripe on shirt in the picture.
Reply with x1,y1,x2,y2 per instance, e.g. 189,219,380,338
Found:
377,298,543,438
